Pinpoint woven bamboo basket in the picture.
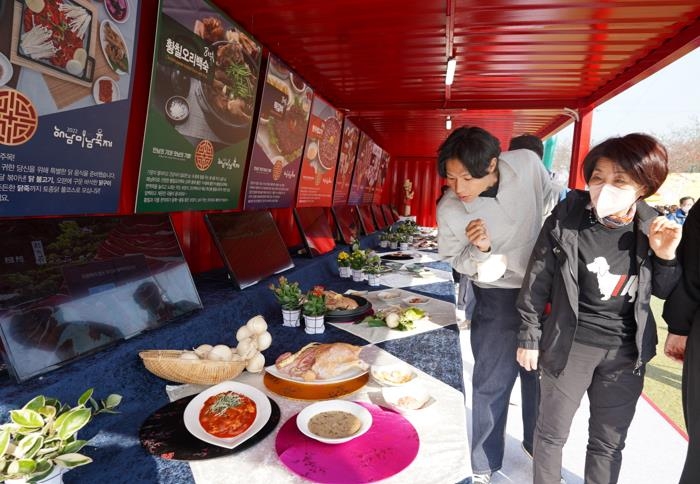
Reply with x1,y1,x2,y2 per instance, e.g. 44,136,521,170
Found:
139,350,246,385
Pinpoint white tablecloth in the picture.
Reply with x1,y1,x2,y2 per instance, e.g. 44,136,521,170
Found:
167,346,471,484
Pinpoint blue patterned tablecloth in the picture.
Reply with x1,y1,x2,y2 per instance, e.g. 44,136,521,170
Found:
0,239,465,484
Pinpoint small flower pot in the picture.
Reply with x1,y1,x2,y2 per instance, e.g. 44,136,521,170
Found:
367,273,380,286
304,315,325,334
282,308,301,327
379,240,389,248
352,269,364,282
399,242,409,250
390,241,398,249
339,266,351,278
408,236,414,243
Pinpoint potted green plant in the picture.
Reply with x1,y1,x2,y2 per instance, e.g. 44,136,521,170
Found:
363,253,383,286
336,251,351,278
0,388,121,484
302,285,327,334
379,232,389,248
349,248,367,281
269,276,303,327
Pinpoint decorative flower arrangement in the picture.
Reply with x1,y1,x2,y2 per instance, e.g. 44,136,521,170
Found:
303,286,327,317
0,388,121,483
349,248,367,270
268,276,303,310
337,251,351,268
363,253,383,275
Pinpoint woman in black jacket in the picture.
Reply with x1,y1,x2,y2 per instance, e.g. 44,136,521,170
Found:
516,133,682,484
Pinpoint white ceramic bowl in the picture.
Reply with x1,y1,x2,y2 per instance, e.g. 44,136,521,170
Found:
371,363,417,386
377,290,402,302
296,400,372,444
382,385,432,413
402,295,429,306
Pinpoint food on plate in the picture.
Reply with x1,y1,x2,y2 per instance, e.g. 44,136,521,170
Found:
308,410,361,438
372,364,416,385
269,103,308,158
22,0,92,70
324,291,359,311
105,0,128,23
166,96,189,122
98,78,113,103
318,117,341,168
382,385,431,411
199,390,256,438
103,22,128,73
194,17,225,43
404,296,429,306
377,290,401,301
204,38,256,125
274,342,367,381
361,306,426,331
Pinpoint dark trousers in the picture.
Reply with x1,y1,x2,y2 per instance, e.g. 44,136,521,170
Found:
534,341,643,484
470,286,539,474
680,321,700,484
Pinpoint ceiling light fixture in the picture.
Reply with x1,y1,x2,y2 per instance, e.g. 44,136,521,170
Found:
445,57,457,85
446,116,452,130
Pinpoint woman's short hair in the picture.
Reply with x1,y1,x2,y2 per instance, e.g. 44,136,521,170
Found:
582,133,668,198
437,126,501,179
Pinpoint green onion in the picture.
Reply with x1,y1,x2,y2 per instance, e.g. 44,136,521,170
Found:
207,392,242,417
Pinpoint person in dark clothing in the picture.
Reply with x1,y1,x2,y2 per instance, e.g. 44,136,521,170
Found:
666,196,694,225
663,202,700,484
517,133,682,484
508,134,544,159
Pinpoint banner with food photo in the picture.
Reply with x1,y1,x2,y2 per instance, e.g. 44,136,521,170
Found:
372,149,391,203
346,132,374,205
360,141,384,204
135,0,262,212
242,55,313,209
0,0,139,217
332,118,360,206
296,95,342,207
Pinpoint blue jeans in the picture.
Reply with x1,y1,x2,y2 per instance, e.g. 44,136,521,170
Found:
470,285,539,474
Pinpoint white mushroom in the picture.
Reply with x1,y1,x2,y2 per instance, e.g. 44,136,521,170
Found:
245,352,265,373
179,351,200,360
256,331,272,351
193,344,213,359
246,315,268,335
207,344,233,361
236,325,253,342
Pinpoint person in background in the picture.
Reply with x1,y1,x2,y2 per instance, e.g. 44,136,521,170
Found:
667,196,695,225
508,134,544,159
663,202,700,484
437,126,560,484
517,133,682,484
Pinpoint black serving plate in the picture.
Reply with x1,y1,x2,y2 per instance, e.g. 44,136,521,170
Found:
139,395,280,461
325,294,371,322
380,252,413,261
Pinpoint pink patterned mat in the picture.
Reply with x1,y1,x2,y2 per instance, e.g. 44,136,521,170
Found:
275,402,420,483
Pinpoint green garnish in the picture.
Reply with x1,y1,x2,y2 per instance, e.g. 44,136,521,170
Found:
208,392,242,417
225,62,253,102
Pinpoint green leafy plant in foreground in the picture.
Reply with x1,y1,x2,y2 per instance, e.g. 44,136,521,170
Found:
0,389,121,482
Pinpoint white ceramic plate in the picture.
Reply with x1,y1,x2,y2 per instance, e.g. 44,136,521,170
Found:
402,295,430,306
371,363,417,386
100,20,129,75
0,53,13,87
376,290,402,302
183,381,271,449
296,400,372,444
265,363,369,385
382,385,434,414
92,76,120,104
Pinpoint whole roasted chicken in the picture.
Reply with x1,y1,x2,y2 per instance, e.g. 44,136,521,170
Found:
324,291,359,310
274,342,367,381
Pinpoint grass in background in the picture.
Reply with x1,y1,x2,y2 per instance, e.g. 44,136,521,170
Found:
645,297,686,433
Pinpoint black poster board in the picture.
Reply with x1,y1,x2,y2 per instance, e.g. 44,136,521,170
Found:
331,206,361,244
205,211,294,289
0,214,202,382
356,205,376,235
382,204,397,224
293,208,336,257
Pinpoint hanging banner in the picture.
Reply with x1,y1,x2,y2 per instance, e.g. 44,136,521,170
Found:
0,0,140,217
135,0,262,212
332,118,360,206
373,150,390,204
347,132,373,205
242,55,313,209
296,95,342,207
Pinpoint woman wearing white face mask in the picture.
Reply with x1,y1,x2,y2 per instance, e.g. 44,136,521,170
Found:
516,133,683,484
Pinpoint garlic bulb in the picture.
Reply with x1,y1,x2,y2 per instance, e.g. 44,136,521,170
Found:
245,352,265,373
236,325,253,342
207,344,233,361
256,331,272,351
193,344,213,359
179,351,200,360
385,312,400,329
246,315,268,335
236,338,258,360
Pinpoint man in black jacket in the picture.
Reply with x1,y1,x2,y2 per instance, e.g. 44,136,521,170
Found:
663,202,700,484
